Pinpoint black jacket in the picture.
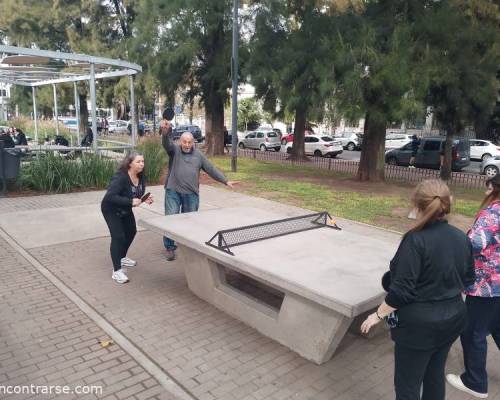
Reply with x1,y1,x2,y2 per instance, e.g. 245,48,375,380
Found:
386,221,475,349
101,170,145,215
15,132,28,146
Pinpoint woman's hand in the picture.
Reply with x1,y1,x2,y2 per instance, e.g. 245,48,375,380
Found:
360,313,381,334
144,195,154,205
132,198,142,207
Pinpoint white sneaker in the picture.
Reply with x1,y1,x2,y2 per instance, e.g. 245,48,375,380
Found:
446,374,488,398
121,257,137,268
112,269,129,284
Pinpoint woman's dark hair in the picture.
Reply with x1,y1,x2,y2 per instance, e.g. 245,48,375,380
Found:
119,151,145,178
480,174,500,209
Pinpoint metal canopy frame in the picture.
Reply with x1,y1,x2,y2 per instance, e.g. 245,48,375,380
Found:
0,45,142,149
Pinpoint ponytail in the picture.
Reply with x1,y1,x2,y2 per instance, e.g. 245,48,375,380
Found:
407,180,451,235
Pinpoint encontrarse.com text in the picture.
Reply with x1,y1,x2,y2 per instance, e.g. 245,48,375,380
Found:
0,385,103,395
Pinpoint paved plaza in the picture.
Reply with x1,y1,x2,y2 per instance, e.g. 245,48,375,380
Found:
0,185,499,399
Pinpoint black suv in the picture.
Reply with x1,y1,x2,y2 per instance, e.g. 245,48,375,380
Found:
385,136,470,171
172,125,203,142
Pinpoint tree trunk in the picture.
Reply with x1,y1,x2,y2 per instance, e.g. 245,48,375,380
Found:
79,93,88,136
440,126,455,181
474,118,489,140
357,110,386,181
290,108,308,160
204,92,224,156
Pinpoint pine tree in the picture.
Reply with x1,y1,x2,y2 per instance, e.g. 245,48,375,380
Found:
133,0,239,155
248,0,340,160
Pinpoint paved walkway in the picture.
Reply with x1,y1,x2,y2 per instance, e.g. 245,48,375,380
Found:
0,185,499,400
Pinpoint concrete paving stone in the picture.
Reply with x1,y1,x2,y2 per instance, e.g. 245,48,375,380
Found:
0,235,179,400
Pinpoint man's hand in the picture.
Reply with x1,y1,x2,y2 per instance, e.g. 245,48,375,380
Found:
226,181,239,189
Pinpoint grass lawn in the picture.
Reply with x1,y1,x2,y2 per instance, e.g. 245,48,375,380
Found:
206,156,484,233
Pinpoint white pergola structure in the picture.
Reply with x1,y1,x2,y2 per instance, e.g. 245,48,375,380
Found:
0,45,142,150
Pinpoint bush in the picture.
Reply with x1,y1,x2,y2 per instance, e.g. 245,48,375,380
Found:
18,153,118,193
136,136,167,184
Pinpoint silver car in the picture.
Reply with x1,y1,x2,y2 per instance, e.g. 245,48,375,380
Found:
238,130,281,151
480,156,500,177
334,131,363,151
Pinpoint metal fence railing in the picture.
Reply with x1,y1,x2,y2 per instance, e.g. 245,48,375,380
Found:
236,149,487,190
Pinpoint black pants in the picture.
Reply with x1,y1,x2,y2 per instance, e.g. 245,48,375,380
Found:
102,210,136,271
460,295,500,394
394,341,454,400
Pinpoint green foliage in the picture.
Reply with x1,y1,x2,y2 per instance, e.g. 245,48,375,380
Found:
18,153,118,193
416,1,499,132
133,0,238,104
237,98,262,131
136,136,167,184
248,1,338,120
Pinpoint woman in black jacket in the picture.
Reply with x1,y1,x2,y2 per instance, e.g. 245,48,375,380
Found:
101,152,153,284
361,179,475,400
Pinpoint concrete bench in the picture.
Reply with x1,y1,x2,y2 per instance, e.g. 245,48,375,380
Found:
140,207,399,364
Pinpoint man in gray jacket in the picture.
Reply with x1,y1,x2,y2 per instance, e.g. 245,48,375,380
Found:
161,120,236,260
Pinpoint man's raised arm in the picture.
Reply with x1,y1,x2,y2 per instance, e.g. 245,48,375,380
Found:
160,120,176,156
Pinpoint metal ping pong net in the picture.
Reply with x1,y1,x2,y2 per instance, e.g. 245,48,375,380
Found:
205,211,341,256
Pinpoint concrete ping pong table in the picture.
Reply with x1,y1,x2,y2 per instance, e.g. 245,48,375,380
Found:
140,207,399,364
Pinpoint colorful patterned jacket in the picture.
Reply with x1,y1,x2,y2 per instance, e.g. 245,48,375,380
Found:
466,201,500,297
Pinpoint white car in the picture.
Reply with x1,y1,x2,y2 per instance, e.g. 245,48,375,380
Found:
286,135,343,157
469,139,500,161
334,131,363,151
108,120,129,134
385,134,413,149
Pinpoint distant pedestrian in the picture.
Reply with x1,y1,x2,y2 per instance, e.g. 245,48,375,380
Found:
101,152,154,284
223,126,230,153
447,175,500,399
14,128,28,146
409,134,420,168
81,127,93,147
160,119,237,261
361,179,475,400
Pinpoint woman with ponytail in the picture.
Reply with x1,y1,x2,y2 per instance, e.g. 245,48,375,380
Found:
447,175,500,399
361,179,475,400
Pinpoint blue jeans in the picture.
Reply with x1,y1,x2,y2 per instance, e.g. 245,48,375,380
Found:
460,295,500,394
163,189,199,250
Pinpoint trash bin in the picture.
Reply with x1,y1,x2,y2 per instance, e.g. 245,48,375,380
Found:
0,140,23,195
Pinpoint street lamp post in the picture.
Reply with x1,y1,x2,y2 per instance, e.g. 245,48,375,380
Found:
231,0,239,172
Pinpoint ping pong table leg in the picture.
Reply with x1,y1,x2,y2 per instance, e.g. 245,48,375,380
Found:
278,293,352,364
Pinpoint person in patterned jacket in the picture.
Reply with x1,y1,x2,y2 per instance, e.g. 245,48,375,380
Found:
447,174,500,399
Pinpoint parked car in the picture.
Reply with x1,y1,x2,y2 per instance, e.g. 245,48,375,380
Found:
385,136,470,171
127,120,147,136
172,125,203,142
108,120,129,134
239,130,281,151
480,156,500,177
469,139,500,161
285,135,343,157
334,131,363,151
273,128,283,138
385,133,413,149
59,118,79,132
280,130,314,145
